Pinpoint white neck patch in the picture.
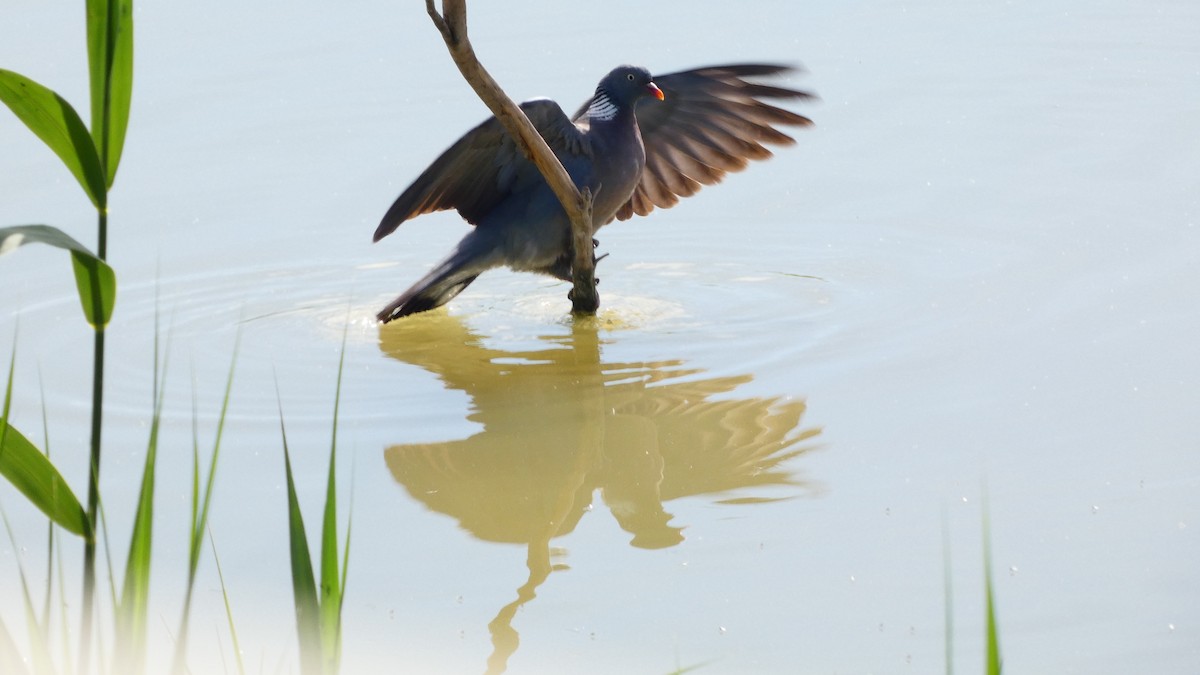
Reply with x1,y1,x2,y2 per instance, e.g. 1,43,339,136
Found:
586,92,619,121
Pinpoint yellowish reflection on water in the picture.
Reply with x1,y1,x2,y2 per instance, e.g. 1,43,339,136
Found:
378,314,820,673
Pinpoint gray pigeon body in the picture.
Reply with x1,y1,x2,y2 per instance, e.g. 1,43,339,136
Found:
374,64,812,322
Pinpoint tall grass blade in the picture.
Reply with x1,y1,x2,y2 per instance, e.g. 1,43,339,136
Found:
85,0,134,187
942,509,954,675
0,226,117,329
170,370,202,675
188,340,238,579
0,72,106,209
319,326,349,673
84,488,119,675
338,465,353,621
37,370,54,626
53,529,74,675
982,495,1002,675
0,340,90,538
114,326,168,674
278,322,351,675
277,387,321,675
0,505,56,674
172,335,239,674
319,438,340,672
209,530,246,675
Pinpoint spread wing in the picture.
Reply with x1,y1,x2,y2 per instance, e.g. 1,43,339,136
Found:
609,64,814,222
374,99,587,242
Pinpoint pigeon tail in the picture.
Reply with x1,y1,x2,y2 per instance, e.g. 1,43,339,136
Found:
377,232,500,323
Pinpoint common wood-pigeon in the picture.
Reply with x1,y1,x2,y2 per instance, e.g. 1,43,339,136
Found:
374,64,813,322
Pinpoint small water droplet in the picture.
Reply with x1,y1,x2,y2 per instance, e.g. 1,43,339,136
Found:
1168,623,1175,632
1092,505,1100,514
719,626,727,635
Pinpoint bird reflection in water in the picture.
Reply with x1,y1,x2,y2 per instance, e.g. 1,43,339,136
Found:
377,313,821,674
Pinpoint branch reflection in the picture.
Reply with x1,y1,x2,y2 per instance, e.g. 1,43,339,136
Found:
378,314,821,674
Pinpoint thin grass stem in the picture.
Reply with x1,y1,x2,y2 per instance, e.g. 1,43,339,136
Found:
209,529,246,675
37,367,53,630
172,331,239,674
79,320,103,675
0,503,55,674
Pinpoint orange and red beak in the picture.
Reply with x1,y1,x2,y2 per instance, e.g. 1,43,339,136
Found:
647,82,665,101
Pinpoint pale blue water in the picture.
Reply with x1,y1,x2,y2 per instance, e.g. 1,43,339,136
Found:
2,1,1198,673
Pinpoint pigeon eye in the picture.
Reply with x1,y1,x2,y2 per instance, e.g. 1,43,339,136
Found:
626,73,635,81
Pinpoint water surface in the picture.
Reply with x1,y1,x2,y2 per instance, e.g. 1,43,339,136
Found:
2,0,1198,673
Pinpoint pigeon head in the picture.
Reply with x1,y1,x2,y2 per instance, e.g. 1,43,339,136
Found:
602,65,664,104
586,65,664,121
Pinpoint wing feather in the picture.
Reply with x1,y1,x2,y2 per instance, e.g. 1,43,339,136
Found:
616,64,814,221
374,99,585,242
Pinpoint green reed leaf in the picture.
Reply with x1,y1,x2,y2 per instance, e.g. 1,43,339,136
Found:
0,71,106,209
0,225,116,328
86,0,134,186
0,423,90,540
1,344,91,540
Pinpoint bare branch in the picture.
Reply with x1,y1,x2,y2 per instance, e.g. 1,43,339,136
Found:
425,0,599,313
424,0,450,39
